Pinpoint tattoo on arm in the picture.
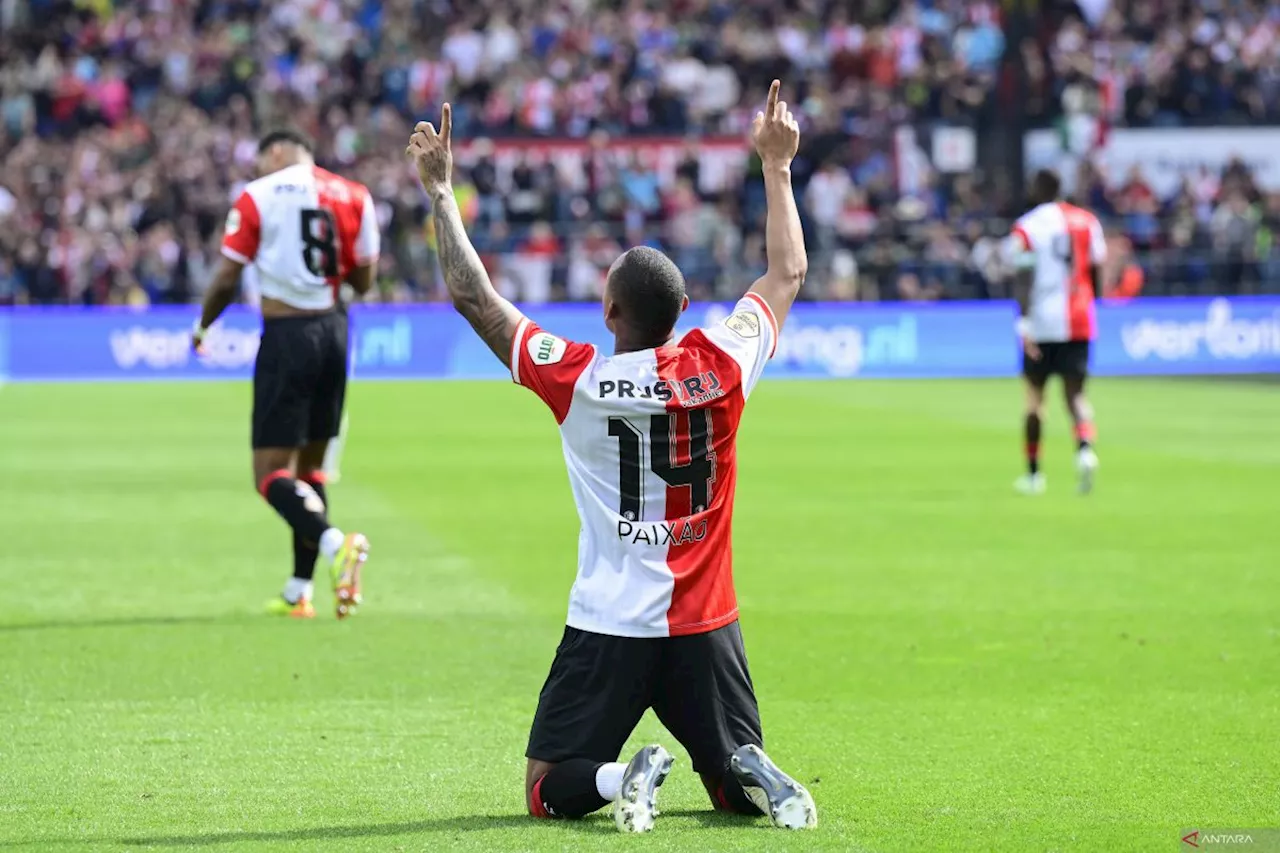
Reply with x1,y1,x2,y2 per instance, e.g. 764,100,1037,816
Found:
430,187,523,362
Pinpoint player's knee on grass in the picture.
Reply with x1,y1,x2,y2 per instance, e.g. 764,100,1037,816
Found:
527,759,609,819
526,759,556,818
701,769,764,816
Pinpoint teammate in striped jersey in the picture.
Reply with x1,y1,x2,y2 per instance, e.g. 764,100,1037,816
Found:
1008,169,1107,495
406,81,817,833
195,130,376,619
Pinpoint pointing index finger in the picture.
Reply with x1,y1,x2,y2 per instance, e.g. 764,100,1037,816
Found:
766,79,780,121
441,103,452,145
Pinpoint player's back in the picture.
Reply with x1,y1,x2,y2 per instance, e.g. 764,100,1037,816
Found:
510,295,779,639
1012,201,1106,342
223,164,378,310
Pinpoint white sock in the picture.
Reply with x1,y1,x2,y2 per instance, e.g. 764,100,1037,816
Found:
283,578,313,604
318,528,345,560
595,762,627,801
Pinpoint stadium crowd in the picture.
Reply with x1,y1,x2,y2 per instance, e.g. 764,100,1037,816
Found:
0,0,1278,306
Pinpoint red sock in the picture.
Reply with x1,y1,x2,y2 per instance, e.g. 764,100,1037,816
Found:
1075,421,1097,446
1026,441,1040,475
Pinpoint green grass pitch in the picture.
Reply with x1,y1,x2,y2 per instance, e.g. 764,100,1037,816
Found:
1,377,1277,852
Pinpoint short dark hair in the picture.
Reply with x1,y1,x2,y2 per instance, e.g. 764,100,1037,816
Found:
258,129,313,155
607,247,687,340
1030,168,1062,202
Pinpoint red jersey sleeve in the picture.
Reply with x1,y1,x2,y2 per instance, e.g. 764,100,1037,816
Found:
221,191,261,264
510,318,596,424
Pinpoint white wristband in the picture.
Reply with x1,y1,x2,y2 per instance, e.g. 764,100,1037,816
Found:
192,319,208,338
1015,317,1031,339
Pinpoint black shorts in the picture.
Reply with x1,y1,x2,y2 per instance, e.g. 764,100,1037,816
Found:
1023,340,1090,384
252,312,348,449
526,622,762,775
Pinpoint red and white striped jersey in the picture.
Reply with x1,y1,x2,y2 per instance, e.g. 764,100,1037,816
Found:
1010,202,1106,343
512,294,779,638
221,163,380,311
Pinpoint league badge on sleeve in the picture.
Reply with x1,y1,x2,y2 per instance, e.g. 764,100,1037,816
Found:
225,208,242,235
528,332,567,365
724,310,761,339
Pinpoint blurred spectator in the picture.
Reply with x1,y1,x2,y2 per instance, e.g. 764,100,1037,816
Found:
807,163,853,253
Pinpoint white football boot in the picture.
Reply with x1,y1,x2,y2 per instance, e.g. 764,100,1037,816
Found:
1076,446,1098,494
1014,472,1047,495
613,744,674,833
729,744,818,830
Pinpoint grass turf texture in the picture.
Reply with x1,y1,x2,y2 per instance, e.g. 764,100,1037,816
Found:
1,378,1277,853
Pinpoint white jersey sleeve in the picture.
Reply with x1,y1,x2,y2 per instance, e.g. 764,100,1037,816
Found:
1003,229,1035,270
695,293,778,398
354,190,380,266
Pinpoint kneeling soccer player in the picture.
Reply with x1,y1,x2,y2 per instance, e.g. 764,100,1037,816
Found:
405,81,817,833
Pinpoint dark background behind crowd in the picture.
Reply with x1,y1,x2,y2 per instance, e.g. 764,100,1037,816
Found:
0,0,1277,307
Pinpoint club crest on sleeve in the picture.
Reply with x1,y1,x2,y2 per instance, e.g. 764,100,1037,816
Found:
528,332,567,365
724,310,760,339
225,208,242,235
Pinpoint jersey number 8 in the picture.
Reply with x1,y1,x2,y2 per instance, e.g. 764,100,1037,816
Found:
301,208,339,278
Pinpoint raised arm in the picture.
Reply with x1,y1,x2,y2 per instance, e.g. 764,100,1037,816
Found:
407,104,524,362
748,80,807,331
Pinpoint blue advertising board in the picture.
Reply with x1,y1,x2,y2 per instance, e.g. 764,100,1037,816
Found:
1,297,1277,382
1093,297,1280,375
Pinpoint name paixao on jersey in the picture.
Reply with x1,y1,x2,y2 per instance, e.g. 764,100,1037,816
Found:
512,293,778,639
617,516,709,547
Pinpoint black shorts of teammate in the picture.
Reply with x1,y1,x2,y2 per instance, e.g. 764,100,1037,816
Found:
526,621,762,774
1023,340,1090,386
252,311,348,449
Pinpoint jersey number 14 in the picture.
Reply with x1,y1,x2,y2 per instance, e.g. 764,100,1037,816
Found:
608,411,716,521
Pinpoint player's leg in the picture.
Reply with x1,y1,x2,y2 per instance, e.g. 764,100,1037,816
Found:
307,311,368,617
282,441,331,610
653,621,816,830
1016,349,1049,494
321,412,349,484
254,317,347,616
528,744,674,833
322,317,355,484
1062,343,1098,493
255,447,323,618
525,628,663,829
